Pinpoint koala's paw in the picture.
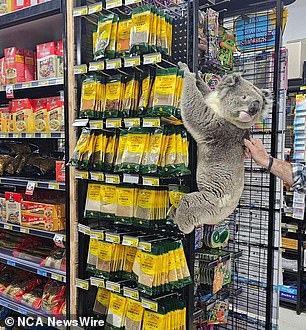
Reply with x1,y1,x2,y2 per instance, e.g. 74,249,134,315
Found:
174,195,196,234
178,62,193,75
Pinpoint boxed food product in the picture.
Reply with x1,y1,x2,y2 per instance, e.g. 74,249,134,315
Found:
0,58,5,85
21,200,65,231
0,197,6,221
56,161,65,182
0,106,11,132
11,98,33,132
13,0,30,10
5,192,22,224
0,0,13,14
4,47,25,84
31,98,47,132
36,42,57,80
47,96,64,131
24,49,35,82
56,41,63,77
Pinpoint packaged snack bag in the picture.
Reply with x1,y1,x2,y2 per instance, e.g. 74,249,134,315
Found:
4,47,25,84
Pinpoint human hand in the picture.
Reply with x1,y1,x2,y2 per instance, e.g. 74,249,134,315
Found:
244,138,270,168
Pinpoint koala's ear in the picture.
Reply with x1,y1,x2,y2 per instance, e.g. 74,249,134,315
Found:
218,73,241,89
261,89,273,119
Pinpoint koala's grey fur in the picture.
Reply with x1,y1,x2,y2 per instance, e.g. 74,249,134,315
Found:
175,63,272,234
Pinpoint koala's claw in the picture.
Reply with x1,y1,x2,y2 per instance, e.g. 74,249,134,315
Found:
178,62,190,73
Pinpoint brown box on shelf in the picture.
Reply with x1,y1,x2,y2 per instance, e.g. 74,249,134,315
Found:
4,47,25,84
21,214,65,231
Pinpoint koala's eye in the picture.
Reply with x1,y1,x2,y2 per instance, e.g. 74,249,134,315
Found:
241,95,247,100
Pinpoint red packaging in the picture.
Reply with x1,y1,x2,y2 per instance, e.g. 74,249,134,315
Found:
13,0,30,11
11,98,33,132
31,98,47,132
36,42,57,80
56,161,65,182
4,47,25,84
24,50,35,82
56,41,63,77
0,58,5,86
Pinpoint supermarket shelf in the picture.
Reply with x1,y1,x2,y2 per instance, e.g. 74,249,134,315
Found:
0,221,66,241
0,249,66,282
0,132,65,139
0,177,65,191
0,0,62,29
0,77,64,92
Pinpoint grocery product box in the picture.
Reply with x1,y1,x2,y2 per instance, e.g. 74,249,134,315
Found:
47,96,64,131
56,40,63,77
31,98,48,132
0,106,11,132
24,49,35,82
4,47,25,84
5,192,22,224
0,58,5,85
0,197,6,222
10,98,33,132
21,200,65,231
0,0,13,14
282,237,298,250
56,161,65,182
36,42,57,80
13,0,30,10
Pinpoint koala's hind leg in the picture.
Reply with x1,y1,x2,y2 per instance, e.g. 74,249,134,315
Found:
175,191,219,234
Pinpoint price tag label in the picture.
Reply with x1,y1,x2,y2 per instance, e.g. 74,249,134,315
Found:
90,172,105,181
0,133,6,138
125,0,141,5
141,298,158,312
105,233,121,244
76,279,89,290
4,224,13,231
54,233,65,247
138,241,152,252
49,183,60,190
22,82,32,88
51,273,63,281
74,64,88,74
90,230,104,240
123,287,139,300
142,176,159,186
106,281,121,293
90,121,104,129
12,133,19,138
73,6,88,16
37,269,48,277
78,224,91,235
143,53,162,65
25,133,35,138
105,0,122,9
124,56,141,68
142,118,160,127
40,80,49,86
106,118,122,128
25,181,36,195
7,260,16,267
88,2,102,14
6,84,14,98
122,236,139,247
106,58,122,70
90,277,105,288
105,174,120,184
89,61,105,71
300,86,306,91
75,171,89,180
288,229,296,233
123,174,139,184
20,227,30,234
124,118,140,128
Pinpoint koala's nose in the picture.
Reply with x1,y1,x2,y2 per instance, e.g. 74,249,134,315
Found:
248,101,260,115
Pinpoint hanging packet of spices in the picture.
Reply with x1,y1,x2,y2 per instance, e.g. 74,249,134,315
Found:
116,185,137,225
96,241,114,277
104,75,123,118
124,298,144,330
92,130,106,171
138,71,152,115
69,128,91,167
114,129,128,172
95,14,114,60
116,18,132,57
122,73,136,118
93,288,110,316
143,310,166,330
159,12,168,55
84,183,101,219
79,130,96,170
106,293,127,328
105,14,119,59
80,76,97,118
100,183,117,217
104,132,117,171
86,238,99,272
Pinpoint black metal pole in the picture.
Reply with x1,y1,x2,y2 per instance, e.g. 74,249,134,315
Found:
266,0,283,329
61,0,70,323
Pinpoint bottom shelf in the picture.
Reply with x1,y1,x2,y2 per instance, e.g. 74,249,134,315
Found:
0,295,66,329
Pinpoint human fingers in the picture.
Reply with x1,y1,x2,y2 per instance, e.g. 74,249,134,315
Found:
244,139,255,151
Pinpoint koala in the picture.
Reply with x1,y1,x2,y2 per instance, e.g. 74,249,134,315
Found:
175,63,272,234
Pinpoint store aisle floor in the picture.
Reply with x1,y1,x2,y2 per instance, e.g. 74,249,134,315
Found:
279,308,306,330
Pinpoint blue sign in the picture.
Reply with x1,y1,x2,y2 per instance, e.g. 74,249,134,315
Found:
235,13,276,52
